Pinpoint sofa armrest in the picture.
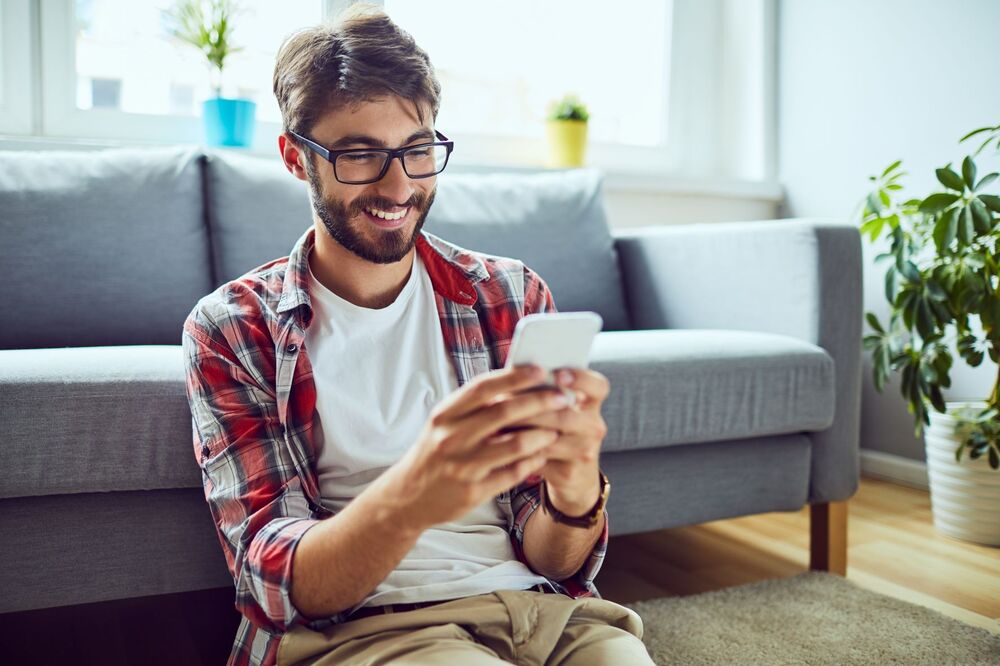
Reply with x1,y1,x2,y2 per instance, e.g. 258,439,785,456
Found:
613,218,863,503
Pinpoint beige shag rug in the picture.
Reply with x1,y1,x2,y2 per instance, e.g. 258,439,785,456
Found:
622,572,1000,665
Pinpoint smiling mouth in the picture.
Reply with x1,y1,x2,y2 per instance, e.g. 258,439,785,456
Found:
362,205,411,228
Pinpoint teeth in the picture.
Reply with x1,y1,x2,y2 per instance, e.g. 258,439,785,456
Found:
367,207,408,221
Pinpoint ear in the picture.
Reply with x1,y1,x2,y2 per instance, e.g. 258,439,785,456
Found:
278,132,310,182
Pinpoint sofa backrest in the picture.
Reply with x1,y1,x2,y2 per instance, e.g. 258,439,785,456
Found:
423,170,631,331
0,147,213,350
205,151,631,331
0,147,630,350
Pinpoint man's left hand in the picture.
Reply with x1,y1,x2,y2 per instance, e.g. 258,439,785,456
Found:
499,368,610,514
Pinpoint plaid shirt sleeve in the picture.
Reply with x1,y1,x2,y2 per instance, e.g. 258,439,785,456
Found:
506,264,610,598
182,302,322,634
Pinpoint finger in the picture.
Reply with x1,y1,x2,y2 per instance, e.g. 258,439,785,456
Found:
469,428,559,478
499,405,589,436
533,433,602,464
554,368,610,405
479,447,550,495
435,364,547,422
456,388,573,452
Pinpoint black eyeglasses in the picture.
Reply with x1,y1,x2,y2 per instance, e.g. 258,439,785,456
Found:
289,129,454,185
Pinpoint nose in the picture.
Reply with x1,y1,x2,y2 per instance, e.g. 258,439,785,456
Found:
374,155,417,207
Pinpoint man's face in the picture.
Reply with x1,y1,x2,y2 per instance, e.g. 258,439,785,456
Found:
301,96,438,265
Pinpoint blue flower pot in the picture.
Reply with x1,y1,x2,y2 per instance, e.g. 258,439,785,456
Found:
202,97,256,148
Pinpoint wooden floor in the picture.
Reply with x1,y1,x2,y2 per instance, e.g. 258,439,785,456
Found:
595,474,1000,635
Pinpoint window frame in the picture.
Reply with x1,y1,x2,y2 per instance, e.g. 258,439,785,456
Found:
0,0,34,134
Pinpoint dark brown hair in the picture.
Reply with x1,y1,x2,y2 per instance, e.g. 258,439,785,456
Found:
273,3,441,136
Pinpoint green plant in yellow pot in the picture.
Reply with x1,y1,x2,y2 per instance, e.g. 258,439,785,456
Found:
546,94,589,168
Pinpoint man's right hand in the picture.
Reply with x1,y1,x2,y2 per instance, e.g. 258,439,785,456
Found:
384,364,572,530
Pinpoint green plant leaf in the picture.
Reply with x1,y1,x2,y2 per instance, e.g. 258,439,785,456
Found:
901,260,922,283
881,159,903,178
925,278,948,302
975,135,997,157
962,156,977,190
980,194,1000,213
970,198,993,233
879,190,891,207
919,192,959,214
957,205,975,245
974,172,999,191
936,165,966,192
916,298,935,338
860,216,884,242
884,267,899,303
933,207,959,253
865,312,885,333
959,125,996,142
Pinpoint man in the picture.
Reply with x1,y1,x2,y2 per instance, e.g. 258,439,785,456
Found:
182,6,654,665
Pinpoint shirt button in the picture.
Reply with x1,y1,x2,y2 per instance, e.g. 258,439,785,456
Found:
286,343,298,353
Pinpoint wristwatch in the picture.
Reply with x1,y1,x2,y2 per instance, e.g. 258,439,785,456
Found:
540,469,610,528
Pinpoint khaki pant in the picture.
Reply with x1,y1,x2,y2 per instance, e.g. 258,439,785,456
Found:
277,588,655,665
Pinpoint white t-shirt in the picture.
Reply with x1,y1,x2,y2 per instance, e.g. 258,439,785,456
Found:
304,249,549,609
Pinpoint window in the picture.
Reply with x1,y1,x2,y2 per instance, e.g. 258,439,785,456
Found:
4,0,776,183
385,0,671,150
37,0,323,144
383,0,674,172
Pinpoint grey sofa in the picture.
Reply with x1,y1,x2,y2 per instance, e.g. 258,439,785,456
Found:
0,146,861,644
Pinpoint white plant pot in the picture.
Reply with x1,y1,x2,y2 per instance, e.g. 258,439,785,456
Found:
924,400,1000,546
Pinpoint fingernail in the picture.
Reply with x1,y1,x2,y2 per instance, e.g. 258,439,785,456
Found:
557,370,574,386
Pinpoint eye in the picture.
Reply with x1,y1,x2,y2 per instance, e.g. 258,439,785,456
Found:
340,152,381,163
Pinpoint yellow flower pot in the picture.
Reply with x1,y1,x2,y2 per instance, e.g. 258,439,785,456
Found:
545,119,588,168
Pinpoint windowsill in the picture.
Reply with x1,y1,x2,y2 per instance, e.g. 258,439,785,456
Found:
0,133,784,202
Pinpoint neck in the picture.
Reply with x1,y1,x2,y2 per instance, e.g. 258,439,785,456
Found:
308,224,416,309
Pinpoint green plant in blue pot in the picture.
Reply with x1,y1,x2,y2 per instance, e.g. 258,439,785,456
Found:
167,0,256,147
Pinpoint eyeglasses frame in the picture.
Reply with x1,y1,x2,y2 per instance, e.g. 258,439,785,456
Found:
288,129,454,185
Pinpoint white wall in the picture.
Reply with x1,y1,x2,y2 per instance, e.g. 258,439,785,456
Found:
778,0,1000,464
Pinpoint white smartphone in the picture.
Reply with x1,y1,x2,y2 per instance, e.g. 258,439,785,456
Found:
504,311,604,392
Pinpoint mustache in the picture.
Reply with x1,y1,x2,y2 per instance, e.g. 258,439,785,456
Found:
349,193,428,216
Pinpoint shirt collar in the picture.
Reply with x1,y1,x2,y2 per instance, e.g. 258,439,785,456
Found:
277,226,489,326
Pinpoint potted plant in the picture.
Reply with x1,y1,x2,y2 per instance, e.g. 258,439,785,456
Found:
545,94,589,168
859,123,1000,546
167,0,255,148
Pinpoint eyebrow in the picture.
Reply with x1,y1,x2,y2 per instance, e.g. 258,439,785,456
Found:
328,129,435,150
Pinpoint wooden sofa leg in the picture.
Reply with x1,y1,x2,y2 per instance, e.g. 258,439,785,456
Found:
809,501,848,576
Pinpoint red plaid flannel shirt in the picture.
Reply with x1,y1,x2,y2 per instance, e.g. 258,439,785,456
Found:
182,226,610,666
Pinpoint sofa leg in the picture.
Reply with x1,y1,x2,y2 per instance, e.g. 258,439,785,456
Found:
809,501,848,576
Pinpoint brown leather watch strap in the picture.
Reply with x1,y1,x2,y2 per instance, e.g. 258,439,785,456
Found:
540,470,610,528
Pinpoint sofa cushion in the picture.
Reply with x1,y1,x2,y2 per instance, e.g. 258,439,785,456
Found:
0,147,213,349
0,329,833,499
592,329,836,453
0,346,198,500
423,170,631,331
203,152,631,330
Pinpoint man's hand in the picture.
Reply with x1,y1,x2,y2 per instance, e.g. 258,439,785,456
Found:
381,364,572,532
498,367,610,514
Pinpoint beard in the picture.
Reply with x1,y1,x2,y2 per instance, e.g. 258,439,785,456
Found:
306,163,436,265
